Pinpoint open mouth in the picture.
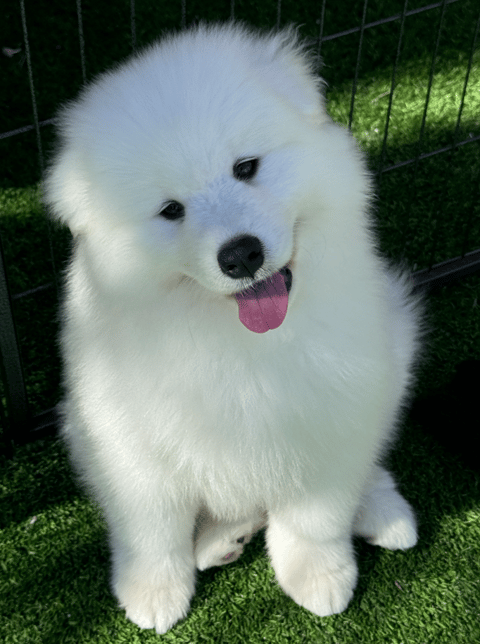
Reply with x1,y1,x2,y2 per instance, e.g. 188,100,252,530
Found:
234,265,293,334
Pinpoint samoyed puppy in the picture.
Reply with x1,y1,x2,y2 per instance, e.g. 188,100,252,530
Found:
45,23,422,634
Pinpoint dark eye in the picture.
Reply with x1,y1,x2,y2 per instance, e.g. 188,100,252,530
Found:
158,201,185,221
233,158,259,182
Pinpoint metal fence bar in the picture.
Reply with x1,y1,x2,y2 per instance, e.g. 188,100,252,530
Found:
0,236,30,438
452,7,480,146
320,0,460,42
348,0,369,130
0,119,56,141
415,0,448,168
381,134,480,173
130,0,137,51
315,0,327,61
413,249,480,291
377,0,409,177
19,0,44,174
75,0,87,84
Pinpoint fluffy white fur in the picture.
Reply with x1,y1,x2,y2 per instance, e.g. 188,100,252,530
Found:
44,23,422,634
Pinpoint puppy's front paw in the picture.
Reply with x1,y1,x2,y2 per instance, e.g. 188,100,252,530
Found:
291,565,357,617
270,536,357,617
113,565,195,634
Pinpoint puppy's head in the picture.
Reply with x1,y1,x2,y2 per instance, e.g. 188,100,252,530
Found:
45,24,359,333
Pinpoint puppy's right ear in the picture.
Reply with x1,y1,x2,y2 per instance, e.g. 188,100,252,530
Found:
44,146,90,234
260,27,328,125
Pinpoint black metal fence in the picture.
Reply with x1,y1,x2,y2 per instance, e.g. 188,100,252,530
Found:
1,0,480,451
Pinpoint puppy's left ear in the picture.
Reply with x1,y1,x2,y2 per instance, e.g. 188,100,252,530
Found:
261,29,328,122
43,145,91,234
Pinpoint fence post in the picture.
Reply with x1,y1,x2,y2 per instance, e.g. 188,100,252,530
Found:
0,233,30,444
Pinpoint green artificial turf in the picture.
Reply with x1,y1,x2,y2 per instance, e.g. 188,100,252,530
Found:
1,0,480,642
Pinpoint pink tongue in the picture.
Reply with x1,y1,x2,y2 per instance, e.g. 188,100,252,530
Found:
235,271,289,333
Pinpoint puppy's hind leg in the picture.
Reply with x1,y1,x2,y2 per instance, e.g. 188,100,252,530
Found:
354,465,417,550
194,508,266,571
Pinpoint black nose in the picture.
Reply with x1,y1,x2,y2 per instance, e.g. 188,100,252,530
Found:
217,235,264,279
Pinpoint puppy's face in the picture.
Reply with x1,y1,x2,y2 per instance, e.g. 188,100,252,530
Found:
45,26,332,331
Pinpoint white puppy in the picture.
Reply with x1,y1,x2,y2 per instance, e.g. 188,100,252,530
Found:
45,23,422,634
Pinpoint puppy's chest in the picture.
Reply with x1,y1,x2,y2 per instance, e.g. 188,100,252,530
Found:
96,319,332,448
157,346,320,428
145,347,329,477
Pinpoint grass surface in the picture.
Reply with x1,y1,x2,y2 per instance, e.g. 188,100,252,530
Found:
1,0,480,642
